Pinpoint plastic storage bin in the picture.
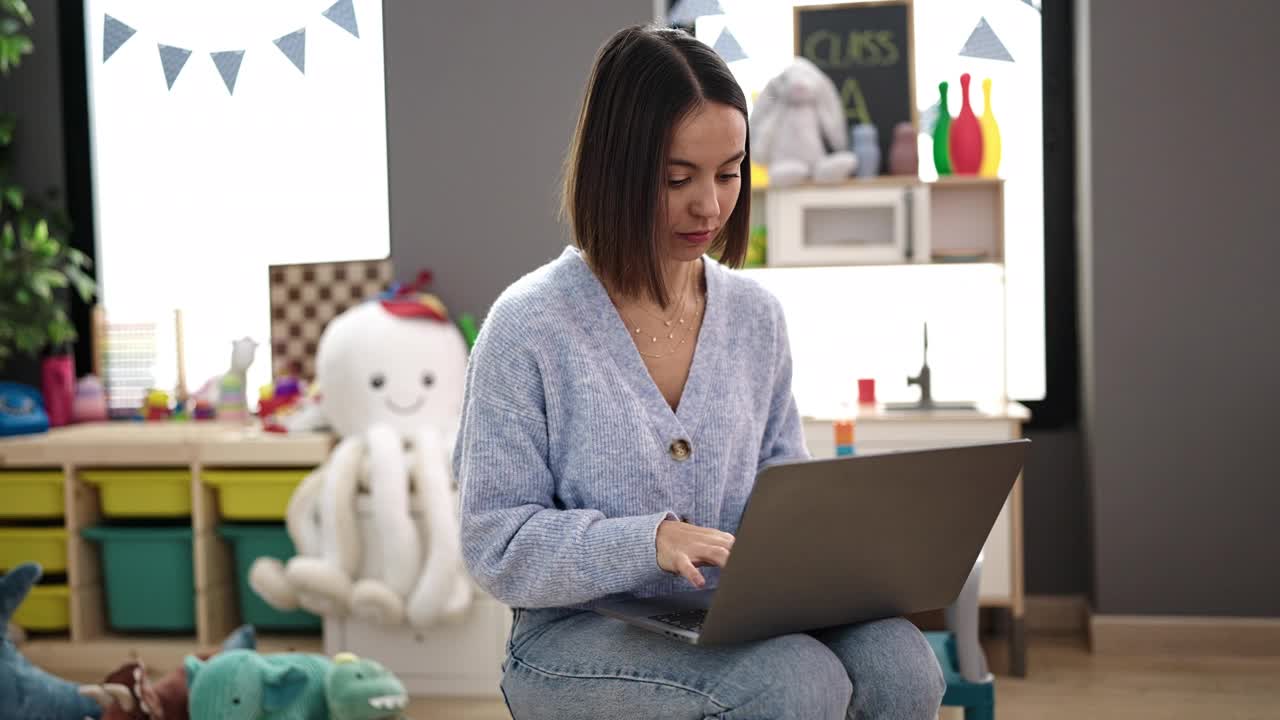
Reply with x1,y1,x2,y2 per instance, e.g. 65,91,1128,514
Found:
0,527,68,573
80,469,191,518
202,469,310,521
218,523,320,630
12,584,70,631
0,470,65,519
81,525,195,632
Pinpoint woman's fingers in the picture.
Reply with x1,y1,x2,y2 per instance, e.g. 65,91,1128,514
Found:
676,554,704,588
656,520,735,585
685,525,734,549
690,544,731,568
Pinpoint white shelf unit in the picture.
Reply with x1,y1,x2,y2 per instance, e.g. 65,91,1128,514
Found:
753,176,1005,267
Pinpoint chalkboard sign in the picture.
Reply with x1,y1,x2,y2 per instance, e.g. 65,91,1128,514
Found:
794,1,916,175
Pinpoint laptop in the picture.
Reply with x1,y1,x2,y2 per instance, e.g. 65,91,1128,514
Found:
594,439,1029,645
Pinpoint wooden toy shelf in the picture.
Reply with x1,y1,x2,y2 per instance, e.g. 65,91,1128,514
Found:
0,422,334,667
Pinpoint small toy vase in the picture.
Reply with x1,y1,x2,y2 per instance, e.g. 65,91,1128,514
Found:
888,121,918,176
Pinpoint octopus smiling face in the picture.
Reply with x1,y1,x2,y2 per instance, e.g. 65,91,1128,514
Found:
315,300,468,440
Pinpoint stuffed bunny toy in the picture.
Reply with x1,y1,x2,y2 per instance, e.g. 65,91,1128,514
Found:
749,56,857,186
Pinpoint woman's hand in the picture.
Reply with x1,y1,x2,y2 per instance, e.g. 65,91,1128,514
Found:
656,518,735,589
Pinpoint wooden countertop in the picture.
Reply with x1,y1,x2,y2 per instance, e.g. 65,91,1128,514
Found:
0,421,335,468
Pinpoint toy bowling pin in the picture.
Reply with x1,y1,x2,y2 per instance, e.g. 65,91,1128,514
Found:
979,77,1002,177
932,81,952,176
948,73,984,175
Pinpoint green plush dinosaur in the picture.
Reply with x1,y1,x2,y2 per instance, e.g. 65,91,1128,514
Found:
185,649,407,720
325,653,407,720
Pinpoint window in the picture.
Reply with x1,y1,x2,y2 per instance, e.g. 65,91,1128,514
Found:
683,0,1045,414
83,0,389,411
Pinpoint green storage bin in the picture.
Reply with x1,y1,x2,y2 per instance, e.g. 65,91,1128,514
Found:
218,523,320,631
81,525,195,632
0,527,68,572
0,470,65,519
81,469,191,518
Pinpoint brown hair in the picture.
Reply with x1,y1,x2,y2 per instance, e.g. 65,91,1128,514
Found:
562,24,751,308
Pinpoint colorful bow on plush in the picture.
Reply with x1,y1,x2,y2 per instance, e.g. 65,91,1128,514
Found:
377,269,478,349
378,270,449,322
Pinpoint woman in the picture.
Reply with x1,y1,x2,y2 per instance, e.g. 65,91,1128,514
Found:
455,24,944,720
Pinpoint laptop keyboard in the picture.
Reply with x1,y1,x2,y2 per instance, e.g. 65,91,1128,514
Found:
650,609,708,632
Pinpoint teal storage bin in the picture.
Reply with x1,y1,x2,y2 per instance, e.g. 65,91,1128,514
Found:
81,525,195,632
218,523,321,631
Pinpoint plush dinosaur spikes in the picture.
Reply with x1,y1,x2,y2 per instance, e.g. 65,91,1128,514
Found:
0,562,39,628
0,562,105,719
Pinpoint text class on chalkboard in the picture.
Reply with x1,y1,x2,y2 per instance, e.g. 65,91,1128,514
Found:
794,0,917,174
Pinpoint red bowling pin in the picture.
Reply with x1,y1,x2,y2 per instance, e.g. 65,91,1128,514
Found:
948,73,984,175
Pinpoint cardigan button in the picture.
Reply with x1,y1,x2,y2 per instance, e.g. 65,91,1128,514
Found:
669,438,692,461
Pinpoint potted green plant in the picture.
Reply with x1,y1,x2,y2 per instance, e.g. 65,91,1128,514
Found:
0,0,97,425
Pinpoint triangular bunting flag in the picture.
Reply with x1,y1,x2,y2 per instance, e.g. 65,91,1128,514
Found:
211,51,245,95
158,44,192,89
959,17,1014,62
669,0,724,26
103,15,135,62
1021,0,1042,11
323,0,360,38
712,28,746,62
274,29,306,74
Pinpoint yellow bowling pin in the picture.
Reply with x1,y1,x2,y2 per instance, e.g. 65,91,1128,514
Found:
979,78,1002,177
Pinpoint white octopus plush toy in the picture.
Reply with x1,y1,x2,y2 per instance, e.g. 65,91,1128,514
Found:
249,287,473,628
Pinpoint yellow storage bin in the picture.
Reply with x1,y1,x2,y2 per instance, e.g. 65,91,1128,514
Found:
0,527,67,573
202,468,310,520
81,469,192,518
12,583,70,631
0,470,65,519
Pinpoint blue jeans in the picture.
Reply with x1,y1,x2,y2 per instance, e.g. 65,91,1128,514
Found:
500,608,945,719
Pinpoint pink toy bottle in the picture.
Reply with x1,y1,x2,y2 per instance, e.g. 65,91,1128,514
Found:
41,353,75,427
948,73,984,175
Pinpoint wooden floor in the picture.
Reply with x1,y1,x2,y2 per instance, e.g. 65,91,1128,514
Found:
402,636,1280,720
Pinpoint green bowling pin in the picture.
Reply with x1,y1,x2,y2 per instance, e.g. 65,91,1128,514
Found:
932,81,952,176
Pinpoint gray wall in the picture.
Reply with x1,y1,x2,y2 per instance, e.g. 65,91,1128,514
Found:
1024,428,1089,596
384,1,655,320
1078,0,1280,616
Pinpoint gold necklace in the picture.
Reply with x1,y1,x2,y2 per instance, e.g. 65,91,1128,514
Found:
633,266,692,328
632,296,702,359
626,268,702,359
